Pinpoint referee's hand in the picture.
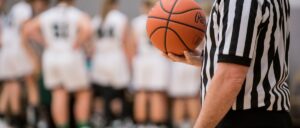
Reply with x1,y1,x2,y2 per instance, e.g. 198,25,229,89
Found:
162,51,203,67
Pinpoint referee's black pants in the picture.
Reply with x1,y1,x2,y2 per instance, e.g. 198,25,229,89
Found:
217,107,292,128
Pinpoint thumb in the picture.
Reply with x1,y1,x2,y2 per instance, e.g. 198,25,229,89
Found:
184,51,192,63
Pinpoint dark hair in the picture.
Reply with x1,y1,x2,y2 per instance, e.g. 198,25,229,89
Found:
143,0,156,8
29,0,50,4
101,0,119,20
57,0,73,4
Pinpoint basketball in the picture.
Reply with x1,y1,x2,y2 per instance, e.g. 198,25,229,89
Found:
146,0,206,55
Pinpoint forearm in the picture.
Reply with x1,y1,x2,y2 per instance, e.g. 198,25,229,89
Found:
74,15,91,49
194,64,247,128
74,32,89,49
25,20,46,47
21,29,37,62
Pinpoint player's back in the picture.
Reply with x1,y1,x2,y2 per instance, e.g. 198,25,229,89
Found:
92,9,127,53
91,10,130,87
39,3,83,52
132,14,159,56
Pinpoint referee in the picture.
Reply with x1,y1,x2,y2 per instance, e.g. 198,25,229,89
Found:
166,0,292,128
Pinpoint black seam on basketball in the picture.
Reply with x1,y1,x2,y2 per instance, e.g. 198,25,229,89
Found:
164,0,178,53
159,0,202,14
148,16,206,33
167,27,193,51
149,26,193,51
172,8,203,14
149,27,166,38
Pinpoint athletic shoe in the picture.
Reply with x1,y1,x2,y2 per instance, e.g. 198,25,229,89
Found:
0,119,8,128
121,118,135,128
111,119,122,128
90,113,106,128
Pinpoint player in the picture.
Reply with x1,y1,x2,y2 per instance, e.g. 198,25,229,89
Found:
131,0,170,127
0,0,34,127
25,0,92,127
22,0,50,127
90,0,131,126
168,62,201,128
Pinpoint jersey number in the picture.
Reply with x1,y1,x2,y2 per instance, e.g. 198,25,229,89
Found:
97,26,114,38
53,23,69,39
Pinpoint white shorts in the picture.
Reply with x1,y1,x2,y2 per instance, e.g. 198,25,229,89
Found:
0,46,33,80
132,55,170,91
91,51,130,89
168,63,201,97
42,50,89,92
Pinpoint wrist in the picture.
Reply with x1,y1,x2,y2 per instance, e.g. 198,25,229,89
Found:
191,56,203,67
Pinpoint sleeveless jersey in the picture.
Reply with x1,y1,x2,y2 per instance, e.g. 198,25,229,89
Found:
39,3,83,52
132,14,159,56
1,1,32,47
92,10,128,53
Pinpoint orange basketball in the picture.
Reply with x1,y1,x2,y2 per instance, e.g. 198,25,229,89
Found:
146,0,206,55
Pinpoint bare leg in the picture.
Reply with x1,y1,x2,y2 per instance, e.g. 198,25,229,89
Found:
25,75,39,127
0,83,9,114
91,96,105,127
93,97,104,114
187,96,201,124
9,81,21,115
172,98,185,127
134,91,148,123
25,75,39,106
110,98,122,117
150,92,167,123
6,81,23,127
74,89,91,123
52,87,69,126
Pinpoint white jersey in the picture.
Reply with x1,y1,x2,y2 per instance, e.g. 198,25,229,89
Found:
132,14,160,56
0,1,33,79
91,10,130,88
1,1,31,47
39,4,83,52
92,10,128,53
38,4,89,91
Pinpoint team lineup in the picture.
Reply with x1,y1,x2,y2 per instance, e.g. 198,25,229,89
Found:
0,0,292,128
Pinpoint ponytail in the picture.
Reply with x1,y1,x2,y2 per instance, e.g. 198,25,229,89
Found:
101,0,118,20
143,0,156,9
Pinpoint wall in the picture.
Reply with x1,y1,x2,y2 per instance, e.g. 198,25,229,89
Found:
290,0,300,81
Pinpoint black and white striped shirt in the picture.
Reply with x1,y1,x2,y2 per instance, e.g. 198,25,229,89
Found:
201,0,290,111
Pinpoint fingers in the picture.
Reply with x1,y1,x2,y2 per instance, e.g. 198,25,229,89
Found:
161,52,183,62
161,52,169,58
161,51,202,67
192,50,202,56
168,53,186,62
161,52,174,61
184,51,192,63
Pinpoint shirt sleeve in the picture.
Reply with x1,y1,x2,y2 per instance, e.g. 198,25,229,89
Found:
217,0,263,66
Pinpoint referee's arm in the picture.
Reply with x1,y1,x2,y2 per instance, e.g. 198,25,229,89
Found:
194,1,262,128
194,63,248,128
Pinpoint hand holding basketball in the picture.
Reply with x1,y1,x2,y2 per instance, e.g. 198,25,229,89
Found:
162,51,203,67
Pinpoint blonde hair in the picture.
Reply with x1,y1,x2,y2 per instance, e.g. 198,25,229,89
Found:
101,0,118,20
